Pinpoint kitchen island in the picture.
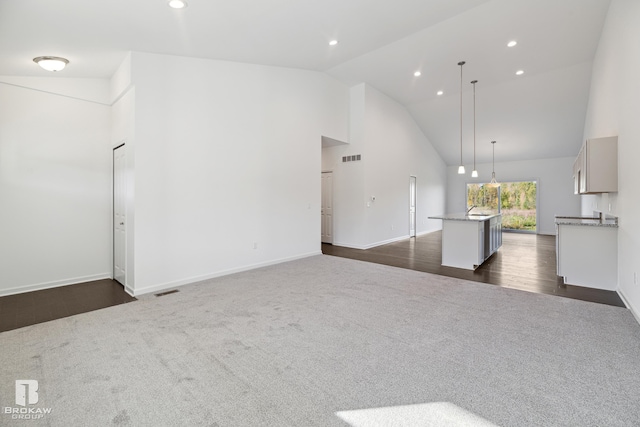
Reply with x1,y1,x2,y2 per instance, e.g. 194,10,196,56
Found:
429,213,502,270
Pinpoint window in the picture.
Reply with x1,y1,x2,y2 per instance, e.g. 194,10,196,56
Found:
467,181,537,232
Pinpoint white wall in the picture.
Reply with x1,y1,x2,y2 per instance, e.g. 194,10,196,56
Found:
323,83,447,249
446,157,579,235
581,0,640,317
0,77,112,295
129,52,349,294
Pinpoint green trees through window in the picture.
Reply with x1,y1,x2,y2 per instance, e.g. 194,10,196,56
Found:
467,181,537,232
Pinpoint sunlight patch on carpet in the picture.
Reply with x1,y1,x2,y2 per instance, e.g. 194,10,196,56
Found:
336,402,499,427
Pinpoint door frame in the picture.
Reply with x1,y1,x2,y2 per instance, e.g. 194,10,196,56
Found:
321,171,334,244
113,143,126,285
409,175,417,237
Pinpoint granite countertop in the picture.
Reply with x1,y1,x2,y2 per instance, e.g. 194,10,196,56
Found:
554,216,619,228
429,213,501,222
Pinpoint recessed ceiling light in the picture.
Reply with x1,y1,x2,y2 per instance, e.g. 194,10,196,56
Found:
33,56,69,72
329,40,338,46
516,70,524,75
168,0,188,9
437,91,444,96
507,40,517,47
414,71,421,77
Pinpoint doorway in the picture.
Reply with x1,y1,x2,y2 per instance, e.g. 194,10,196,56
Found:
113,144,126,285
409,176,416,237
321,171,333,244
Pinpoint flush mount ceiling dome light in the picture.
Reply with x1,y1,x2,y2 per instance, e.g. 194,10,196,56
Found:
33,56,69,72
168,0,188,9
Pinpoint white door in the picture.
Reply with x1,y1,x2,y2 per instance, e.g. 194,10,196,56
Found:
113,145,126,285
321,172,333,244
409,176,416,237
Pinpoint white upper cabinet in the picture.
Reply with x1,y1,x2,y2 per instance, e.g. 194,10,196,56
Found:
573,136,618,194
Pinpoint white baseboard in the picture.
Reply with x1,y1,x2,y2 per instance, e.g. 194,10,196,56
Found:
359,235,410,250
332,238,408,250
333,229,441,250
331,241,366,250
617,288,640,325
0,273,112,297
132,251,322,296
417,228,440,237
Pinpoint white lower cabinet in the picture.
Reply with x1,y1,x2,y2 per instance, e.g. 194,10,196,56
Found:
556,224,617,290
488,216,502,254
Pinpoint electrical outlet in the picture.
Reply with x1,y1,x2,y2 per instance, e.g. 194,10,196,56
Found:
391,224,394,230
253,242,258,249
609,203,612,212
634,272,637,285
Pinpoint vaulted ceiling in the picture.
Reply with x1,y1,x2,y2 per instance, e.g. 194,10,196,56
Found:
0,0,611,165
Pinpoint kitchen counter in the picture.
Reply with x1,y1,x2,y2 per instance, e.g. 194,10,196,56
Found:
429,213,501,222
554,215,618,228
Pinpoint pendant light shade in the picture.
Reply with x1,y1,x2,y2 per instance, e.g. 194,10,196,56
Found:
471,79,478,178
488,140,500,187
457,61,466,174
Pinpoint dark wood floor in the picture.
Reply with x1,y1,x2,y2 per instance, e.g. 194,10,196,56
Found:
323,231,625,307
0,279,136,332
0,233,623,333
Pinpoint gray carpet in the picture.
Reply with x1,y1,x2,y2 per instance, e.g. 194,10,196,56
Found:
1,255,640,426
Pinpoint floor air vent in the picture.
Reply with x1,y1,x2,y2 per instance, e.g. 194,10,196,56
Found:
155,289,179,297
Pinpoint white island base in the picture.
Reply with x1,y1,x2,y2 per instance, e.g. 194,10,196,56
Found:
429,213,502,270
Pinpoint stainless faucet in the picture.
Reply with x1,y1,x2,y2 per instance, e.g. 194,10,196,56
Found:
466,205,476,214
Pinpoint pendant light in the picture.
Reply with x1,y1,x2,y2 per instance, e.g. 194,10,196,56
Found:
471,79,478,178
488,140,500,187
457,61,466,174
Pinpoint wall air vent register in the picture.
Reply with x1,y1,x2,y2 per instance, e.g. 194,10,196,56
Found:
342,154,362,162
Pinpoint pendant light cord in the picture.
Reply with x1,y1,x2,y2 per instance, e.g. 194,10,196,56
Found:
491,140,497,182
458,61,465,167
472,80,477,171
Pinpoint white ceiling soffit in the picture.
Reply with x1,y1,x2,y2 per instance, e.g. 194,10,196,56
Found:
0,0,488,78
0,0,611,165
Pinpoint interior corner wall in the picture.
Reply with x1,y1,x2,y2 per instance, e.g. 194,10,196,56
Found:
446,157,579,236
326,83,447,249
322,84,366,247
581,0,640,315
110,55,136,292
0,77,112,296
129,52,349,294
